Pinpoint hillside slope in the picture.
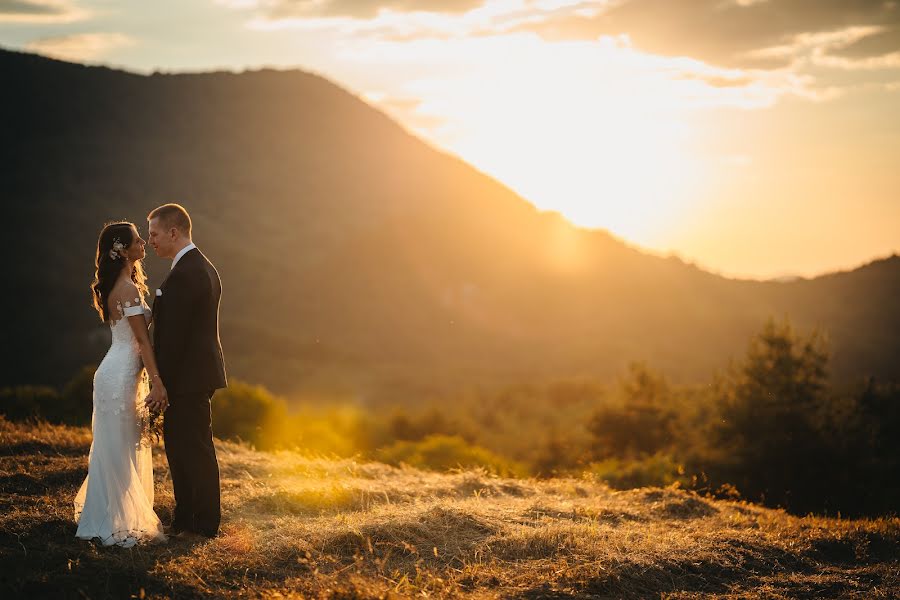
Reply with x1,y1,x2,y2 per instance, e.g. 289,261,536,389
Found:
1,418,897,598
2,48,898,396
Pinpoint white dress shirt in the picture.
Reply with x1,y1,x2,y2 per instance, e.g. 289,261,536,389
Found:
171,242,197,270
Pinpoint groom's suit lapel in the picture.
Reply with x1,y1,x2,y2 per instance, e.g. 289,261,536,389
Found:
151,270,172,325
151,248,197,324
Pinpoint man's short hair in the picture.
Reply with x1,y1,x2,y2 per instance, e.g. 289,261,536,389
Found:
148,203,192,236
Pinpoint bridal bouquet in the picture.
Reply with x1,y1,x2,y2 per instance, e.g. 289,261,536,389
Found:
139,405,165,446
137,371,165,446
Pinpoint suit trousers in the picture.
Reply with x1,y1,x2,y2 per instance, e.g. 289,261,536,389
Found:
163,391,221,537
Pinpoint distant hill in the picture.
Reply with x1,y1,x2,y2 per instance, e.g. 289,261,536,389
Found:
1,48,898,398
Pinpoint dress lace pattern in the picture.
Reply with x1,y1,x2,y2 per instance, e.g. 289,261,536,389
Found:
74,295,167,547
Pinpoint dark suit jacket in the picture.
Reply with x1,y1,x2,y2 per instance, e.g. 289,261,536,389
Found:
152,247,227,396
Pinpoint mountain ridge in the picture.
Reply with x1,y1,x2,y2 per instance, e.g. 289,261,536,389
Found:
2,47,897,396
5,46,890,282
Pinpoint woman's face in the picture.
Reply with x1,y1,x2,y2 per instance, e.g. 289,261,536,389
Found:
126,225,146,261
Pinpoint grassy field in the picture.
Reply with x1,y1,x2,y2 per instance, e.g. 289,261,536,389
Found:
1,417,897,599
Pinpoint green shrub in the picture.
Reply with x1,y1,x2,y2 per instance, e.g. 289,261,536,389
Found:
587,452,689,489
57,366,94,425
288,404,375,457
0,365,94,426
212,380,288,450
0,385,60,422
211,380,375,456
377,434,526,476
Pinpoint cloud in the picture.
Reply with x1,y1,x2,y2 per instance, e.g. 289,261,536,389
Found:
828,25,900,58
740,24,900,74
225,0,896,108
504,0,900,70
340,32,815,120
25,33,135,62
237,0,900,75
675,72,754,88
0,0,87,23
241,0,486,20
240,0,529,35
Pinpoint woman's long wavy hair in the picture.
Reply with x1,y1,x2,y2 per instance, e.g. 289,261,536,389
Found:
91,221,149,322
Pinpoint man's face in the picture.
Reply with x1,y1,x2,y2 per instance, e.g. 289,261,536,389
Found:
148,217,174,259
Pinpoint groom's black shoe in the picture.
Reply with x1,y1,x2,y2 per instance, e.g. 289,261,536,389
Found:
163,524,185,536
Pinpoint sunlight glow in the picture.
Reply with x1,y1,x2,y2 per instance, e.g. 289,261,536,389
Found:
236,0,858,251
351,33,734,244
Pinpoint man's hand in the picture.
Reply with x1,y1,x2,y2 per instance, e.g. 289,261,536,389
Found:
145,384,169,413
144,386,157,410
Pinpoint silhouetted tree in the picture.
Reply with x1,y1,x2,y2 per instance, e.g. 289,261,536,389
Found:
711,317,831,512
588,361,676,459
845,377,900,515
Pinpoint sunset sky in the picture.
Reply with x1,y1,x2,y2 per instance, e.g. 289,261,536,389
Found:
2,0,899,280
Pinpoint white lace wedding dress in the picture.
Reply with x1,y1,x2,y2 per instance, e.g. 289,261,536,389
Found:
74,294,167,547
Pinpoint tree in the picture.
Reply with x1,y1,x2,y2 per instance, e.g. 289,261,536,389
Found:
712,317,830,511
587,361,675,459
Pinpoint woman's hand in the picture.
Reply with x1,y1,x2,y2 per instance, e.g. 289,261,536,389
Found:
156,382,169,412
145,380,169,413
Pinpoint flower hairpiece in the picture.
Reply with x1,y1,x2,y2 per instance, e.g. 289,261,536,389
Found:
109,237,125,260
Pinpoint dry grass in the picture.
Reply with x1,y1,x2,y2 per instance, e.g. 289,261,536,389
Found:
1,418,897,599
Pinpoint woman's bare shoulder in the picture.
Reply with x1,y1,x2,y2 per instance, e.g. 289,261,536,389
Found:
109,279,141,304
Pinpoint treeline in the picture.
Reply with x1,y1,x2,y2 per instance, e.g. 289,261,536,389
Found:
2,317,897,517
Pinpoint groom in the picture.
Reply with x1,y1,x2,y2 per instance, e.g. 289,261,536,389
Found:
146,203,227,538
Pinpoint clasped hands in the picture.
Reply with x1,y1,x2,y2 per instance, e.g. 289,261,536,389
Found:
145,382,169,413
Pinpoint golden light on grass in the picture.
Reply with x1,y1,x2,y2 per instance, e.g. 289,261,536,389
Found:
3,417,898,597
216,522,255,554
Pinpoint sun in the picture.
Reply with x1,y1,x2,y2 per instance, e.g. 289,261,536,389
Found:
446,98,702,245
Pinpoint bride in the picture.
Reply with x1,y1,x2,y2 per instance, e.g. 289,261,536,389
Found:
74,221,168,546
